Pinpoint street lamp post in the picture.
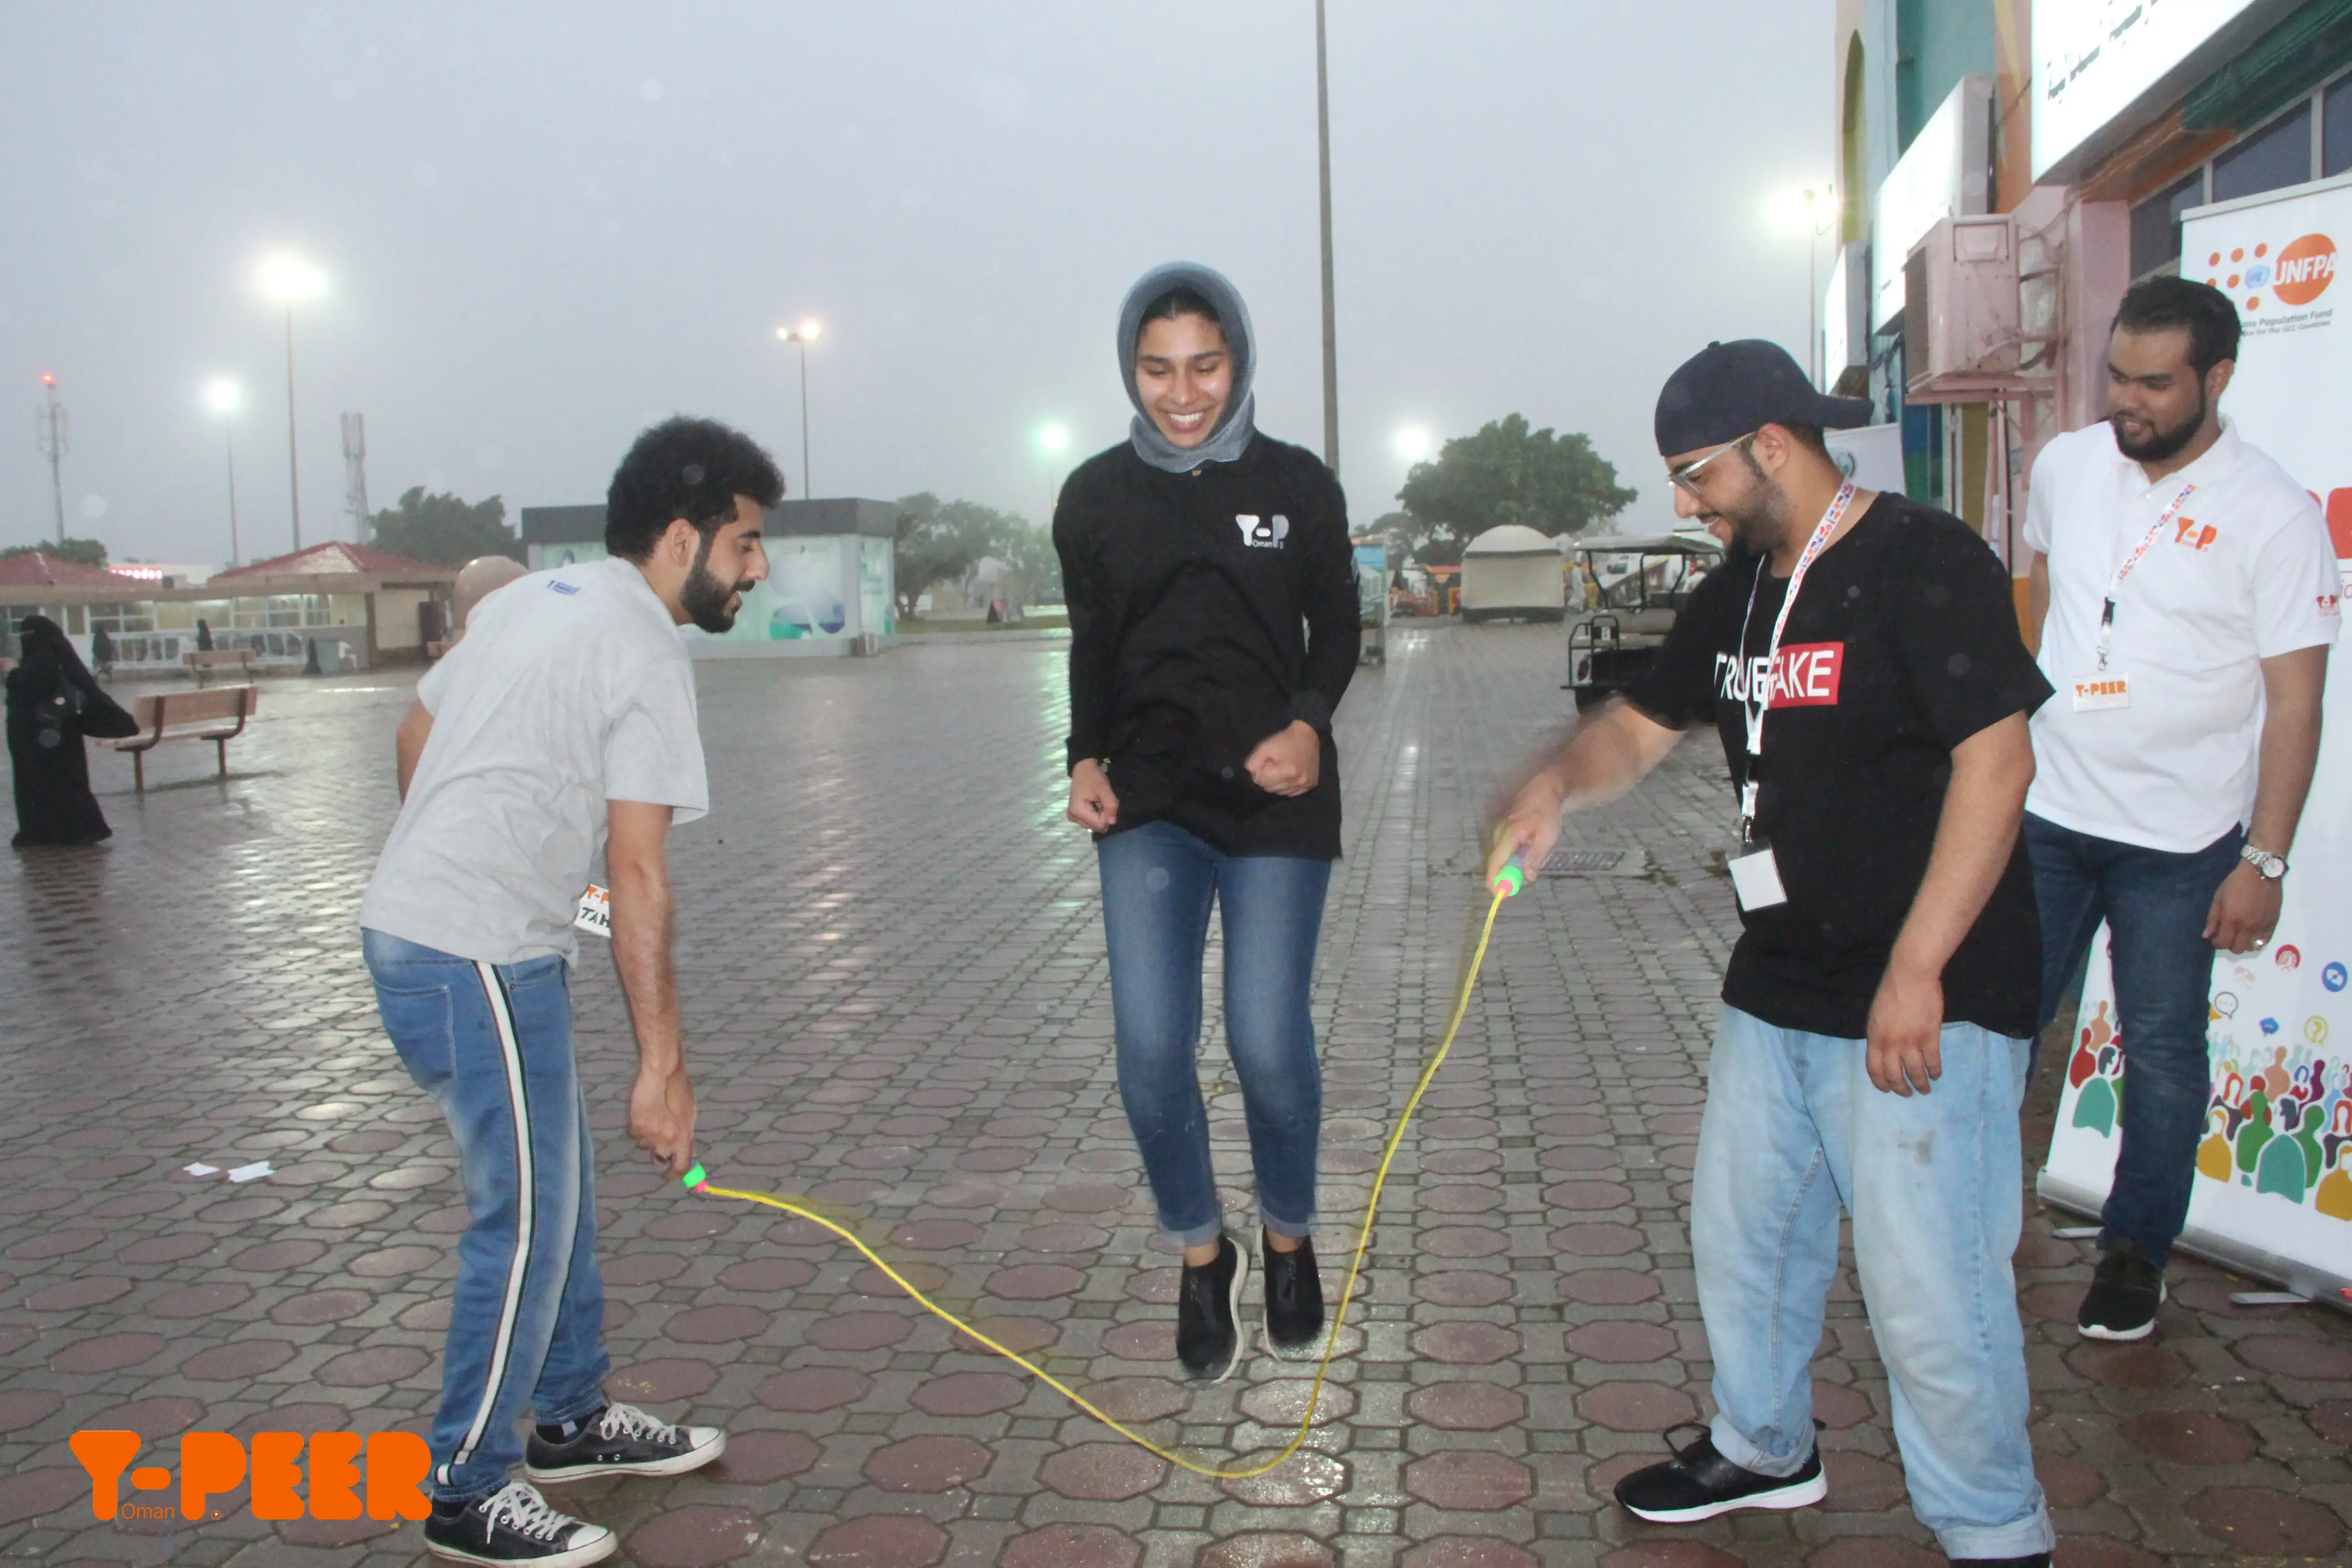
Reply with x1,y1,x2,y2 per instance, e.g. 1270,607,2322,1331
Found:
206,380,243,566
1038,423,1071,524
34,373,68,544
260,255,325,552
777,319,822,501
1315,0,1340,479
1769,188,1838,387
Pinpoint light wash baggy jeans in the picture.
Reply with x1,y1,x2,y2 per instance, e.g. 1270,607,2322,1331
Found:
1693,1005,2054,1560
363,929,611,1502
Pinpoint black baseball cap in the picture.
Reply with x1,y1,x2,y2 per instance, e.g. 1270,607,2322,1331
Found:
1654,339,1873,456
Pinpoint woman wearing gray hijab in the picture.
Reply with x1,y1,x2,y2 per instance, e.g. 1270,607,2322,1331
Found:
1052,262,1362,1381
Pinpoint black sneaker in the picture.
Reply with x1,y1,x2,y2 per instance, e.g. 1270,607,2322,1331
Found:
423,1481,614,1568
1613,1424,1827,1524
524,1402,725,1485
1176,1234,1248,1382
2077,1239,2166,1341
1262,1233,1325,1352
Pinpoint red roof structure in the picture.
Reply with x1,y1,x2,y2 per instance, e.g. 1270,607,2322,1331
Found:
0,552,125,588
213,541,448,580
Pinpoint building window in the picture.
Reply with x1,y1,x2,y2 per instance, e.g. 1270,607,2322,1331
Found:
2327,74,2352,179
2130,170,2205,278
2213,102,2313,203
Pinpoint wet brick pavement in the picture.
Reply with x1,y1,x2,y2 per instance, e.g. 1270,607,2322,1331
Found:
2,623,2347,1568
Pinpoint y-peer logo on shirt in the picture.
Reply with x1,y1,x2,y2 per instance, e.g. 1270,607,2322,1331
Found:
1716,642,1846,709
1235,514,1289,549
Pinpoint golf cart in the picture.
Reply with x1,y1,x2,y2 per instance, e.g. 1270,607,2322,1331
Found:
1563,531,1724,709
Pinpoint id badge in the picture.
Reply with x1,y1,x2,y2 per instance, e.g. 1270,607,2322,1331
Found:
575,883,613,939
1726,841,1788,911
2071,673,2130,711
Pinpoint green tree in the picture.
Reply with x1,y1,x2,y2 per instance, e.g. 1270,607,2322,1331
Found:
369,487,521,567
0,537,108,566
892,493,1058,616
1395,415,1636,566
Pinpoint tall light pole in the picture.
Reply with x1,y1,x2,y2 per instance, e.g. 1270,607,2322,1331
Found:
777,319,821,501
260,255,325,552
34,373,69,543
1038,423,1071,524
206,380,243,566
1772,188,1838,387
1315,0,1340,479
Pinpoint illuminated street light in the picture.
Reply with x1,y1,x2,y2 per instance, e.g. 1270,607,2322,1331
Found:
1038,424,1070,454
777,319,822,500
259,254,326,550
1396,426,1434,463
1769,188,1837,387
206,380,243,565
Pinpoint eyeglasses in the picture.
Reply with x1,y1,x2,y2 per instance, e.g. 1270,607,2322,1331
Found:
1666,431,1759,496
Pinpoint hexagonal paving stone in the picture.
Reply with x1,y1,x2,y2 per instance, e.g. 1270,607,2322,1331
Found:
1414,1272,1515,1308
1039,1441,1168,1501
710,1430,819,1485
1239,1379,1356,1428
717,1256,815,1293
1802,1539,1941,1568
1410,1322,1520,1365
863,1434,992,1493
663,1304,769,1344
985,1263,1087,1301
1564,1321,1678,1363
805,1514,949,1568
2064,1341,2190,1388
52,1334,167,1374
1576,1381,1700,1432
316,1345,431,1387
1401,1450,1534,1511
2185,1485,2346,1555
1399,1538,1539,1568
629,1504,764,1568
0,1391,64,1435
1220,1450,1348,1506
999,1523,1142,1568
911,1370,1028,1416
1597,1544,1744,1568
755,1367,871,1413
26,1275,132,1311
180,1338,297,1382
1822,1449,1907,1511
808,1311,913,1352
1197,1534,1336,1568
1406,1381,1527,1431
2234,1333,2352,1380
1560,1268,1661,1305
2118,1407,2260,1465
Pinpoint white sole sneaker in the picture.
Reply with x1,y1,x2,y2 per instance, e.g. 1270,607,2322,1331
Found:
2078,1281,2166,1341
525,1429,725,1486
1622,1467,1828,1524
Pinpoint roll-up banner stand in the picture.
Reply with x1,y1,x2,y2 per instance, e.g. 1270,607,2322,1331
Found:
2039,172,2352,1308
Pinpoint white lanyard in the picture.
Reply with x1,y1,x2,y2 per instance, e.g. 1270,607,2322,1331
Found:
1734,482,1856,842
2095,482,2195,671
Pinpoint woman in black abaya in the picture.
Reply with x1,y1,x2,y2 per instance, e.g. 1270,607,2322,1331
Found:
7,616,138,847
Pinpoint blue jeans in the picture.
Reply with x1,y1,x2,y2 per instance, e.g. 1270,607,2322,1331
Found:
2025,813,2241,1268
1097,821,1332,1246
1693,1006,2052,1561
363,929,610,1502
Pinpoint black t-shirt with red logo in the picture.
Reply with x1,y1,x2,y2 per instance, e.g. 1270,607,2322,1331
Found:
1628,493,2053,1039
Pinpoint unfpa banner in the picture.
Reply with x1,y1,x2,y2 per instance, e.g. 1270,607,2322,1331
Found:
2039,172,2352,1304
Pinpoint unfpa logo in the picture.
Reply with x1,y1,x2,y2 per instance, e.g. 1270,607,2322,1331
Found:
70,1429,431,1523
2205,233,2336,312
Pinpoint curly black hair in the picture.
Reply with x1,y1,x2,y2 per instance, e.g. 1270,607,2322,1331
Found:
605,416,785,561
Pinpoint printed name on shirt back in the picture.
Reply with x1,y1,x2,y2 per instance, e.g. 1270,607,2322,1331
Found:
575,883,612,937
1715,642,1845,708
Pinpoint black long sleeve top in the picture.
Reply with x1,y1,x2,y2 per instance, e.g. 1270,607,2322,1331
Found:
1054,432,1361,859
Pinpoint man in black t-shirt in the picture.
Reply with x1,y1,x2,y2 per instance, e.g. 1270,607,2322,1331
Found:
1490,342,2056,1567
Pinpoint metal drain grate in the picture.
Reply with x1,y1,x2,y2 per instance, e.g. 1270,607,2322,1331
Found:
1544,848,1633,875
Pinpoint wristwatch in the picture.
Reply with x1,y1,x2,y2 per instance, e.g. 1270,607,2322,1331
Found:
2241,843,2288,881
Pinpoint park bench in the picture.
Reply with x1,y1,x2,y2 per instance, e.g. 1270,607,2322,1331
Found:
184,649,258,686
103,685,260,791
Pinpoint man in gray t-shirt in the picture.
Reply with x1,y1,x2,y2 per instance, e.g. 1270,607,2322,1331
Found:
360,417,777,1568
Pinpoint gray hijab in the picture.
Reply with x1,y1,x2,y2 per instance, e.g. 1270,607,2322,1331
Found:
1118,260,1258,472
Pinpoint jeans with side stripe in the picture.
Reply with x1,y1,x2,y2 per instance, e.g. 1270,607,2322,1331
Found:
363,928,610,1502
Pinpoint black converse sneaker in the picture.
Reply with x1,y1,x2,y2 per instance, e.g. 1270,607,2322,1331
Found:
423,1481,614,1568
524,1403,725,1485
1176,1233,1248,1382
2077,1240,2166,1341
1613,1424,1827,1524
1262,1233,1325,1352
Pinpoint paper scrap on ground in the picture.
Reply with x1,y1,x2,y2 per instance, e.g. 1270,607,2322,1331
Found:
184,1163,220,1177
228,1161,273,1183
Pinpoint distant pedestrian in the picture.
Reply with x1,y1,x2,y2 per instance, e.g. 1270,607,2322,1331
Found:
1055,261,1361,1382
7,616,138,848
90,624,114,676
196,618,214,652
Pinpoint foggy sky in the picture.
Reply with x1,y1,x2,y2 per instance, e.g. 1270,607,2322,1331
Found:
1,3,1829,566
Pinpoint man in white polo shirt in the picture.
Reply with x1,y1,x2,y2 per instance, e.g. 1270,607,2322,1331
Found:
360,416,779,1568
2025,276,2338,1342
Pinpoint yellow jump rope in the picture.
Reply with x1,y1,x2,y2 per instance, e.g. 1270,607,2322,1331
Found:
679,851,1529,1480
